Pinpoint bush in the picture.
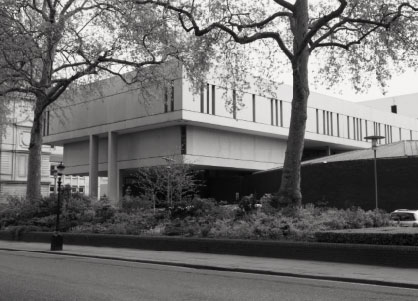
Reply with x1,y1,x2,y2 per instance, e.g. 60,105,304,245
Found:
169,198,217,219
118,196,153,213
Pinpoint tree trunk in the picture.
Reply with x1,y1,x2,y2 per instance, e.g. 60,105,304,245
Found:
278,0,310,207
26,103,44,202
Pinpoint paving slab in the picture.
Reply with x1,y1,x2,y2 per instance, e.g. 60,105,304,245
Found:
0,240,417,289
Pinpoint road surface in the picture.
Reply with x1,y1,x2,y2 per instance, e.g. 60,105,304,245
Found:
0,250,417,300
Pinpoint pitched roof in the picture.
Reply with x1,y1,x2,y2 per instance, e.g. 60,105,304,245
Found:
303,140,418,165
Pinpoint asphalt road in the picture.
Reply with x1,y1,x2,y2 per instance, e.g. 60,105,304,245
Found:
0,250,417,301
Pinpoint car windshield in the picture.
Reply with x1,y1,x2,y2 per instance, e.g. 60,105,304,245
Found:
390,213,416,221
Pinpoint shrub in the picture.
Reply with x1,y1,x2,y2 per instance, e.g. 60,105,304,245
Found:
93,200,116,223
118,196,153,213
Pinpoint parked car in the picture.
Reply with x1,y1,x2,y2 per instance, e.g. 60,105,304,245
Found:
389,209,418,227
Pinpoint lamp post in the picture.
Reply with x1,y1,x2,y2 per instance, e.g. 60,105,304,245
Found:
364,135,385,211
162,157,175,207
52,168,58,194
51,162,65,251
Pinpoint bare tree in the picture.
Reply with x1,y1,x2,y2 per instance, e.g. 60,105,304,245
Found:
0,0,212,201
130,161,202,209
133,0,418,206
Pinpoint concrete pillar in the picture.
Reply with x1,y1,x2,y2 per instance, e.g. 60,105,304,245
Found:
326,146,331,156
108,131,119,202
89,135,99,199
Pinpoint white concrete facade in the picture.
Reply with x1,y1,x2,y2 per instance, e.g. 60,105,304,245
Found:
42,64,418,202
361,93,418,119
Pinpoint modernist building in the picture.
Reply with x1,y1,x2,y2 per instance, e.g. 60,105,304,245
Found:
361,92,418,119
42,64,418,202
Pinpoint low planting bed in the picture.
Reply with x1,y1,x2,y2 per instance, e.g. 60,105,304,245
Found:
315,227,418,246
1,194,397,244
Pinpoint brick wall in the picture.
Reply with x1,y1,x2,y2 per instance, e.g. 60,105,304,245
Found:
244,157,418,211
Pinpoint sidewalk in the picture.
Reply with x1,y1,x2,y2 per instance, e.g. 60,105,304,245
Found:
1,240,417,289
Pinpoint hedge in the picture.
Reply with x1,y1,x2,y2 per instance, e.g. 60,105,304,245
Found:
315,231,418,246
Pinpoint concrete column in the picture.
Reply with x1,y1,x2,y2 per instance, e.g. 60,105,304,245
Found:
108,131,119,202
89,135,99,199
326,146,331,156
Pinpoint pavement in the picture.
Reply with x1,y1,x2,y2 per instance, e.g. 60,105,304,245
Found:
0,240,417,289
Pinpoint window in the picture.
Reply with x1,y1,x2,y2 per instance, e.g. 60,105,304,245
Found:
206,83,210,114
330,112,333,136
390,126,393,143
280,100,283,127
252,94,256,122
365,120,368,138
353,118,356,140
337,113,340,137
275,99,278,126
212,85,216,115
391,105,397,114
347,116,350,139
79,186,85,194
327,112,330,135
164,87,168,113
200,85,204,113
181,126,187,155
49,185,55,196
170,81,175,111
271,99,274,125
323,110,326,134
71,186,77,193
232,90,237,119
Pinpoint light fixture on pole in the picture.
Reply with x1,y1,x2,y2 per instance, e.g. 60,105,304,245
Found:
51,161,65,251
52,168,58,194
364,135,385,211
162,157,175,207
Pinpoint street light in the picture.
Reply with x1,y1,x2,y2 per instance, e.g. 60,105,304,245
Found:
162,157,175,207
364,135,385,211
51,161,65,251
52,168,58,194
